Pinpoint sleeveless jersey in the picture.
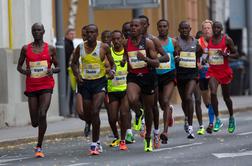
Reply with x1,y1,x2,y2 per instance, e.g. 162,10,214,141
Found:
25,42,54,92
156,37,175,74
127,37,149,74
107,48,127,92
176,36,198,80
79,41,106,80
206,35,233,84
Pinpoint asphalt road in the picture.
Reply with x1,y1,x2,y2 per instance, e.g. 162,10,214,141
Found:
1,111,252,166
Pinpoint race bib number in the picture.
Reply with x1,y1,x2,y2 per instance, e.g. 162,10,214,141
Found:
179,52,196,68
83,63,101,79
157,53,171,70
128,50,147,69
208,49,224,65
29,60,48,78
112,75,127,86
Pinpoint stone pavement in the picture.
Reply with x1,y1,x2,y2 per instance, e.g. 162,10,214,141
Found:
0,96,252,147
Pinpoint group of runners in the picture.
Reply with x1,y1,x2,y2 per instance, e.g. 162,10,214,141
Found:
17,15,238,157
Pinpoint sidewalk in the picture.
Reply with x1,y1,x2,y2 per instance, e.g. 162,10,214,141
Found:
0,96,252,147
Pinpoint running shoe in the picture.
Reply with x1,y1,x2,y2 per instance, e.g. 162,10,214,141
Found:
97,142,103,153
153,133,160,149
89,144,100,155
144,138,153,152
213,118,223,132
228,116,236,133
125,132,135,144
119,140,128,150
84,122,91,137
110,138,120,147
34,147,45,158
168,105,174,127
139,124,146,138
206,123,213,134
197,126,205,135
133,108,144,131
160,132,168,144
187,128,195,139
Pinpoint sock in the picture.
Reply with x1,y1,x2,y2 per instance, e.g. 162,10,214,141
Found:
208,104,214,124
126,129,133,135
188,125,193,131
91,142,97,146
200,125,204,128
154,129,159,135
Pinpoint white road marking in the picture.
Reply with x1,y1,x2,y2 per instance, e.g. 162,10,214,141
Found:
66,163,90,166
154,142,203,152
237,131,252,136
0,156,32,164
213,151,252,158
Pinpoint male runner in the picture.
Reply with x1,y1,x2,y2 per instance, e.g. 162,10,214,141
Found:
122,21,135,144
197,20,215,134
206,21,238,133
71,24,116,155
17,23,60,158
156,19,178,144
107,30,129,150
138,15,169,149
176,21,202,139
122,18,159,152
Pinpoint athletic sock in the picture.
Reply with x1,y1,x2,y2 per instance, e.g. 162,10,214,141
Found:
208,104,214,124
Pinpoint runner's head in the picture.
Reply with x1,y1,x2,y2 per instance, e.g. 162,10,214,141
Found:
111,30,123,50
212,21,223,37
86,24,98,43
65,28,76,41
138,15,149,34
81,25,87,41
122,21,131,39
201,19,213,40
31,23,45,41
130,18,142,37
101,30,112,46
178,21,191,38
157,19,169,37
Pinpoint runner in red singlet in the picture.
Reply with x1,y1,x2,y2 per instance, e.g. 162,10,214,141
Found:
17,23,60,158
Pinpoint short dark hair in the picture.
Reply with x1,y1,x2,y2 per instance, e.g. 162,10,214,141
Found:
87,24,98,32
179,20,190,28
101,30,111,36
112,30,122,36
157,19,169,26
122,21,131,30
138,15,149,24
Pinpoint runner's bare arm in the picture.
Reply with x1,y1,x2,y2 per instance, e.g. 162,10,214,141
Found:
172,38,181,63
17,45,30,75
104,43,116,77
48,45,60,75
153,37,169,62
121,39,128,67
137,38,159,68
71,45,82,81
226,36,239,58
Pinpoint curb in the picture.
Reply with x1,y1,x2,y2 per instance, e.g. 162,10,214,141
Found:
0,107,251,148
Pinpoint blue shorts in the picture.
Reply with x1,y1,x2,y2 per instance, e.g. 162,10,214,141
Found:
78,77,107,100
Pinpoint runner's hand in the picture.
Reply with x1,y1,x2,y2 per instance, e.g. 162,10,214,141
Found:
136,51,146,61
108,69,115,79
175,56,180,63
25,69,31,76
77,75,83,84
47,69,53,76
